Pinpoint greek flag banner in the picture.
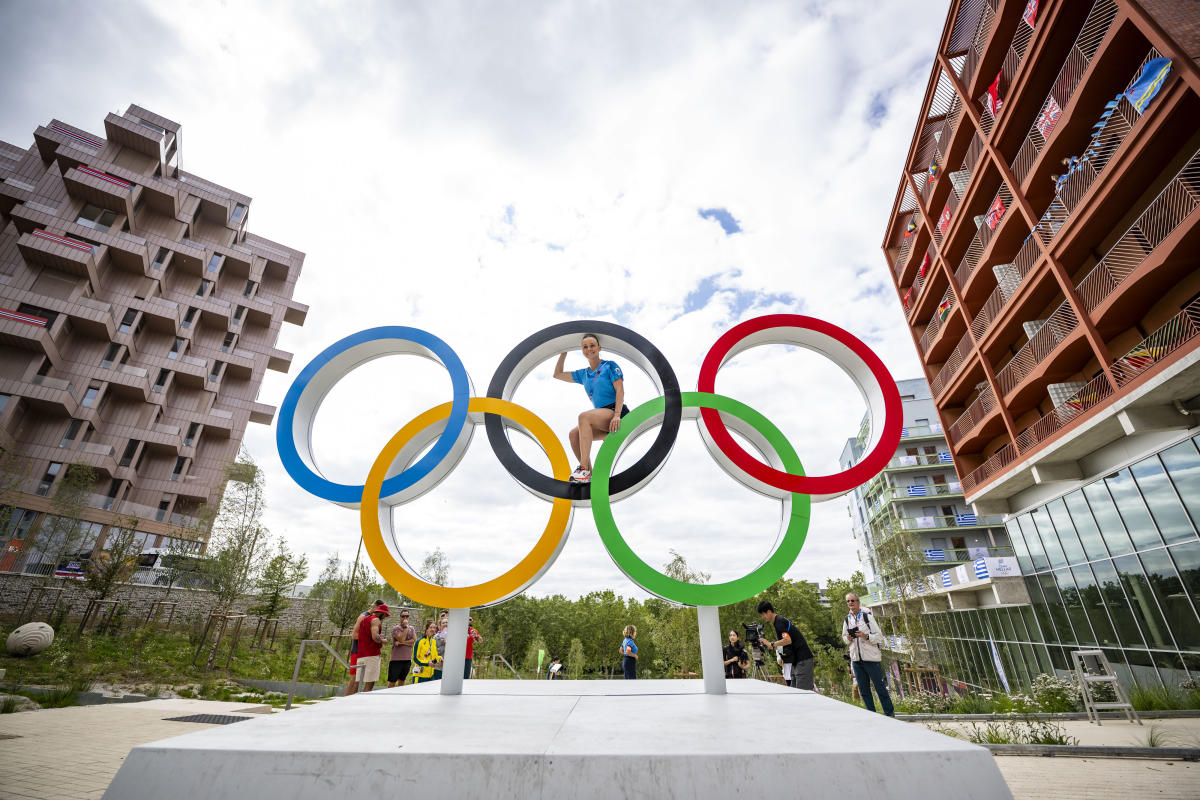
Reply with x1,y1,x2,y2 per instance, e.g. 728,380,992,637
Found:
906,485,927,497
974,558,990,579
938,451,954,463
957,513,978,525
901,427,909,438
941,570,952,588
924,549,945,561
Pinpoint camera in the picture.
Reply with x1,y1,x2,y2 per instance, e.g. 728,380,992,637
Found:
846,626,859,639
743,622,764,645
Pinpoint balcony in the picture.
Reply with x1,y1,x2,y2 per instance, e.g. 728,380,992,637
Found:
1110,296,1200,388
17,230,98,282
250,402,276,425
947,384,999,446
900,423,945,441
885,451,955,471
969,233,1042,341
1011,0,1121,187
1075,144,1200,317
62,166,135,219
961,441,1018,495
893,513,1005,533
1012,371,1115,453
877,483,964,504
929,331,975,398
993,301,1079,398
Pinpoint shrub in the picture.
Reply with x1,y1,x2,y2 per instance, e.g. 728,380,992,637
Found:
994,691,1040,714
894,691,955,714
949,692,995,714
1030,673,1079,713
1130,686,1190,711
965,717,1078,746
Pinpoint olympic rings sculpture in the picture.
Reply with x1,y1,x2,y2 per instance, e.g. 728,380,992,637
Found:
277,315,902,608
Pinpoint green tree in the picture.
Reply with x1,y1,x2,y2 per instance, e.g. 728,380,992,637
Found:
567,637,585,679
201,454,272,611
420,547,451,586
34,462,99,584
248,542,309,619
78,517,142,634
523,636,548,676
648,550,709,677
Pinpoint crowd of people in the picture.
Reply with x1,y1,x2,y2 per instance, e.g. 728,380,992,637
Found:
344,601,483,695
341,593,894,718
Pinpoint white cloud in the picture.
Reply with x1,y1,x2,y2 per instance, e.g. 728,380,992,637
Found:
0,0,946,598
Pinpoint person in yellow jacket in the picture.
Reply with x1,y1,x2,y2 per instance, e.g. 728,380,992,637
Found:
411,620,440,684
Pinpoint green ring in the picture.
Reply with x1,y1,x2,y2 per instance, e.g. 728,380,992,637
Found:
590,391,810,606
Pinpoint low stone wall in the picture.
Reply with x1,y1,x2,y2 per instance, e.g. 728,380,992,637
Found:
0,572,327,632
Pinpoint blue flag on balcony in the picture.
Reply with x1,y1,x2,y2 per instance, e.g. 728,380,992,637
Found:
957,513,978,525
906,485,927,497
924,549,945,561
941,570,952,588
1126,58,1172,114
974,558,989,579
939,451,954,463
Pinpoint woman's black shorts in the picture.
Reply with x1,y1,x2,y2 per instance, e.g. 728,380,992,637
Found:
601,402,630,417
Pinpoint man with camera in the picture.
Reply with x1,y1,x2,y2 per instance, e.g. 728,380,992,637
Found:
843,593,894,717
756,600,814,690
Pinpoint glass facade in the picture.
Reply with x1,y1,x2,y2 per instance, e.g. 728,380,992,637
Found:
927,434,1200,690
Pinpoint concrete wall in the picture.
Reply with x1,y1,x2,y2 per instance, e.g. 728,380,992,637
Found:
0,572,327,632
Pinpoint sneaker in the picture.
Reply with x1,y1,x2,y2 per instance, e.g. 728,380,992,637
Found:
569,467,592,483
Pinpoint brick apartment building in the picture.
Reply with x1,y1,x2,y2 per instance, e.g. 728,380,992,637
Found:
0,104,305,575
877,0,1200,690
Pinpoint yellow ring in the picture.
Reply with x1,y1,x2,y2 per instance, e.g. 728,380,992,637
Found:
360,397,573,608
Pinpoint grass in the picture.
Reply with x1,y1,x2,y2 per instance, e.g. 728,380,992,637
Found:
964,717,1079,746
1129,685,1200,711
1139,725,1173,748
1,695,21,713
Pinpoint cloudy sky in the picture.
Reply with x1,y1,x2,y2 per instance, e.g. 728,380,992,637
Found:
1,0,947,599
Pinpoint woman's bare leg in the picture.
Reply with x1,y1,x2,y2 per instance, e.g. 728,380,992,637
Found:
569,426,582,465
578,408,615,470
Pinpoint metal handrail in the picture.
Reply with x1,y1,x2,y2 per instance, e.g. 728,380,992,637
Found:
287,639,351,710
487,653,523,680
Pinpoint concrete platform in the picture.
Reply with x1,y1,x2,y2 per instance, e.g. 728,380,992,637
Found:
104,680,1011,799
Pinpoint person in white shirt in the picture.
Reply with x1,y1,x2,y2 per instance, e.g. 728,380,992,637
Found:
842,593,894,717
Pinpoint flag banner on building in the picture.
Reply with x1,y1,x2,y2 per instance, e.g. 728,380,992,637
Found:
77,166,132,190
941,570,952,588
49,123,102,149
905,218,918,237
900,426,909,437
1036,96,1061,138
915,581,924,594
1126,57,1172,114
938,451,954,463
974,558,989,579
938,204,952,234
902,288,912,309
1065,392,1099,411
957,513,978,525
986,71,1004,118
906,485,927,497
32,229,93,252
955,564,969,583
989,636,1011,693
54,560,86,579
938,298,952,321
919,252,930,277
1022,0,1038,27
924,549,945,561
985,195,1006,230
928,160,940,183
969,546,989,560
0,307,50,327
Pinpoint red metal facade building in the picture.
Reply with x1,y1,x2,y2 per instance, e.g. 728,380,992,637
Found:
882,0,1200,513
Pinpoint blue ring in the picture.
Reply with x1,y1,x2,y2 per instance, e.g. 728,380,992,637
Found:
275,326,471,505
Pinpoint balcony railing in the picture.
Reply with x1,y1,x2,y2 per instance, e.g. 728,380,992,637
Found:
1012,371,1115,453
975,182,1012,252
918,287,955,355
886,451,954,470
994,301,1078,397
918,545,1013,563
1075,145,1200,312
879,483,964,503
953,229,986,288
930,331,975,397
901,423,944,439
1110,297,1200,387
947,384,997,445
961,440,1018,495
957,0,998,90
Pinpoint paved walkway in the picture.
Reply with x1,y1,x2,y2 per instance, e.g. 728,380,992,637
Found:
0,699,272,800
919,716,1200,747
1,701,1197,799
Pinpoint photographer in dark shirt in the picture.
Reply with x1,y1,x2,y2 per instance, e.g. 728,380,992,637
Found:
757,600,815,690
723,630,749,679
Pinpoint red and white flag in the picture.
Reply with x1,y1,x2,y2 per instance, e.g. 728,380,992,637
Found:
938,205,952,235
1036,96,1061,138
986,72,1004,118
1023,0,1038,27
985,196,1006,230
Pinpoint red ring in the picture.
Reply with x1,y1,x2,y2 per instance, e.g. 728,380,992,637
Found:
696,314,903,496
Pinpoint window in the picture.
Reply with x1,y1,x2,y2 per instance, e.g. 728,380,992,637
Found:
119,440,139,467
0,394,8,414
81,385,100,407
17,303,58,326
136,118,168,139
155,500,170,521
182,307,197,329
167,338,186,360
102,479,121,511
195,279,212,298
206,254,222,273
118,309,138,334
242,280,256,298
58,419,84,448
100,343,120,367
232,305,246,324
153,369,170,393
76,203,117,231
151,247,169,270
35,462,62,496
3,508,38,540
221,332,237,352
184,422,200,447
231,203,247,223
208,361,223,382
170,457,187,481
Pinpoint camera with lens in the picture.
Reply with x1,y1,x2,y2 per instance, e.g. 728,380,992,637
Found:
743,622,764,645
846,625,860,639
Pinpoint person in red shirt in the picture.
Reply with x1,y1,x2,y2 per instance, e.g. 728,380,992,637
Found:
352,603,390,693
344,599,384,697
464,617,483,680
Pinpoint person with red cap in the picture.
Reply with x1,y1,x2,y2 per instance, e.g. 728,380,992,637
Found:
352,603,390,693
344,599,384,697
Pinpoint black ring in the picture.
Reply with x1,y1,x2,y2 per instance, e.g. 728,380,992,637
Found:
485,320,682,502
